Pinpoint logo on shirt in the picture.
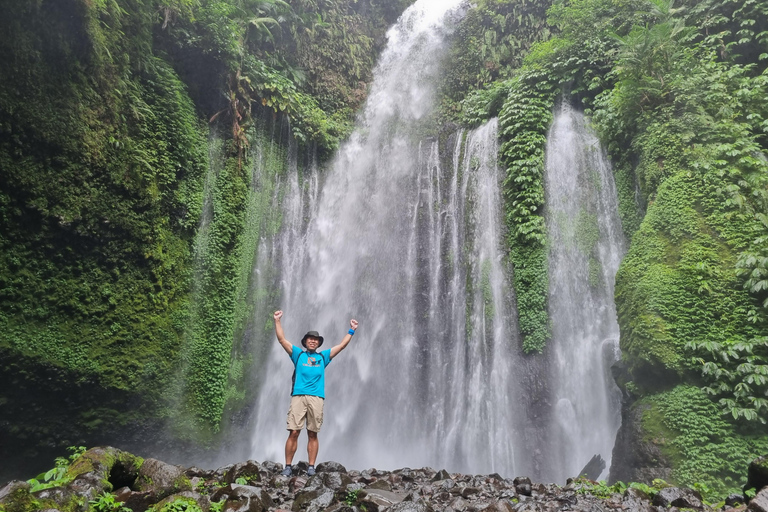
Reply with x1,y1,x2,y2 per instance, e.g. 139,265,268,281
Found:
303,355,321,367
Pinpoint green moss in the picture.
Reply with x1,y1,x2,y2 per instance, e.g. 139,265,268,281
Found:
641,386,768,499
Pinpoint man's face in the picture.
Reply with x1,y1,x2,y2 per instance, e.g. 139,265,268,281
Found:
305,337,320,350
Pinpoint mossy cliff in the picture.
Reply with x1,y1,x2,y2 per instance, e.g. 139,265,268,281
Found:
0,0,408,481
444,0,768,498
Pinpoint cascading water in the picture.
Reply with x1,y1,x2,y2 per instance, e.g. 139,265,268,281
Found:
543,101,625,482
244,1,626,481
248,0,533,476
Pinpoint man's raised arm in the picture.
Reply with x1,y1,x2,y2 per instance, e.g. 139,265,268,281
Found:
330,319,358,359
274,310,293,355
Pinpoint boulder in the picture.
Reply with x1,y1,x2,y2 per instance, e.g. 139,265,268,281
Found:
113,486,156,512
135,458,190,499
726,494,746,507
432,470,452,482
223,484,273,512
513,478,532,497
0,481,31,503
747,455,768,493
362,488,405,509
651,487,703,509
367,479,392,491
749,488,768,512
609,402,673,485
317,462,348,473
577,455,606,481
225,461,262,484
319,471,353,490
292,488,335,512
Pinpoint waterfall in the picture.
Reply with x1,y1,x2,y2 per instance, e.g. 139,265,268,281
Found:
248,0,533,476
543,101,625,482
243,1,625,482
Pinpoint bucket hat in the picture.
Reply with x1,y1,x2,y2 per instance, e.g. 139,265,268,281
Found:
301,330,324,348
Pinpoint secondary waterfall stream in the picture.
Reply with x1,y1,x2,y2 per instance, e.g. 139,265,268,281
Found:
244,0,625,481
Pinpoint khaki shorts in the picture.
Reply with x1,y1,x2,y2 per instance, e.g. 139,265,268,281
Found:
287,395,325,432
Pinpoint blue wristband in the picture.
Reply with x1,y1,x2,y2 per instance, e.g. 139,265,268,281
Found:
348,329,355,335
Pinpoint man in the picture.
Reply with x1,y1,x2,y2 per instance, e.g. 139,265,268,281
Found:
273,310,359,477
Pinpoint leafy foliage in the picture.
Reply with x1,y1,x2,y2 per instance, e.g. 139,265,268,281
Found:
494,69,559,353
641,386,768,499
26,446,86,493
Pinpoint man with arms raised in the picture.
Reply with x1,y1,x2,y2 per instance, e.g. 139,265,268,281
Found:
273,310,359,477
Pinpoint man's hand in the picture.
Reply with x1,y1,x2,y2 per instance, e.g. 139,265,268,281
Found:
331,318,359,359
274,310,291,355
350,319,358,330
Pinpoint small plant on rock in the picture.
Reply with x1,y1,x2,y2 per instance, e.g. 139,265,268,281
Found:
89,492,131,512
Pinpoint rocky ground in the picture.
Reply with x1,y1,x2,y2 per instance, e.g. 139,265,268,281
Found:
1,448,767,512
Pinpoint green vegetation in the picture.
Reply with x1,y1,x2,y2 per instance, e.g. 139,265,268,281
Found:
0,0,410,461
640,386,768,499
26,446,86,493
90,493,131,512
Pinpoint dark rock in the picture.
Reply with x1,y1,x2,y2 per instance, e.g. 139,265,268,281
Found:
0,481,30,503
292,488,335,512
367,479,392,491
478,501,515,512
114,486,156,512
319,472,353,490
747,455,768,494
225,484,274,512
578,455,606,481
261,461,283,474
609,401,673,485
225,461,262,484
67,446,142,493
513,478,531,497
726,494,746,507
750,488,768,512
461,487,481,498
652,487,703,509
317,462,348,474
432,470,452,482
185,467,213,479
135,459,189,500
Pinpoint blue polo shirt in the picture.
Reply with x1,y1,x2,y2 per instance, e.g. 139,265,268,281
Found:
290,345,332,398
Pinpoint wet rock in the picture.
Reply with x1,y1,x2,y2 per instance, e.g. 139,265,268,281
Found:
747,455,768,493
367,479,393,491
0,481,31,503
292,488,335,512
320,471,353,490
261,461,283,474
478,501,515,512
225,461,263,484
153,492,209,512
749,488,768,512
651,487,703,509
432,470,452,482
513,478,532,497
726,494,746,507
461,487,481,498
318,462,348,474
578,455,606,481
610,401,673,485
113,486,156,512
135,458,189,499
223,484,274,512
362,488,405,510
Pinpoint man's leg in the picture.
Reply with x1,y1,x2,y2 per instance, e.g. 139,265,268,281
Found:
285,430,300,466
307,430,319,466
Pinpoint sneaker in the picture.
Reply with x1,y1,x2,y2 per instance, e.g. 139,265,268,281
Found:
307,466,316,477
281,465,293,477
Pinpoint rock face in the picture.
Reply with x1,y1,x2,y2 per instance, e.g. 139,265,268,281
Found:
609,400,672,484
747,454,768,493
0,447,722,512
